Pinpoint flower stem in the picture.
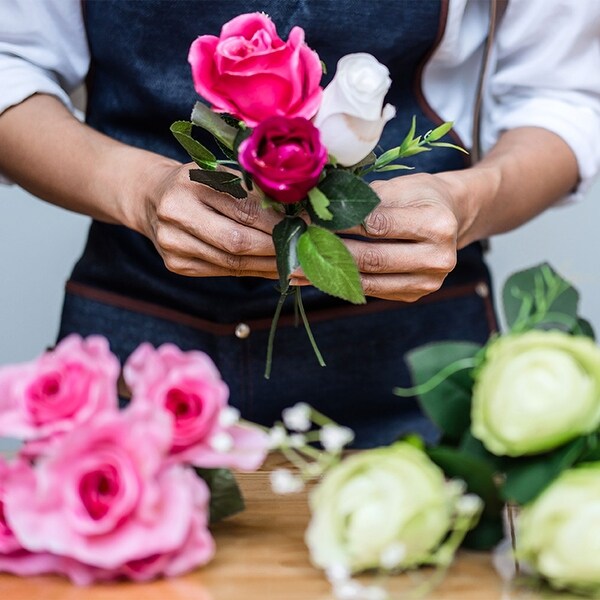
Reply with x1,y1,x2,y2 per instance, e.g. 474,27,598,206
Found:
264,290,290,379
295,286,326,367
392,357,477,398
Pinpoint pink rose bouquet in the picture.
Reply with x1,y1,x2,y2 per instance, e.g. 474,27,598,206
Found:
0,335,269,585
172,12,464,377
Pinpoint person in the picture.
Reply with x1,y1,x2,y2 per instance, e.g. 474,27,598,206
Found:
1,0,599,446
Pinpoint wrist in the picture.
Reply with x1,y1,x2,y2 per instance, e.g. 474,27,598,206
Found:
436,163,502,248
111,148,181,235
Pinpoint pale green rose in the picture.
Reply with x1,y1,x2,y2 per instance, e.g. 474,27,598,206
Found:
305,443,455,572
518,463,600,594
471,331,600,456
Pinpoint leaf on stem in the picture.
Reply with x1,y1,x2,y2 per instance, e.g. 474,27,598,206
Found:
307,170,380,230
193,467,245,523
189,169,248,199
170,121,218,170
191,101,237,149
272,217,307,292
307,187,333,221
297,225,366,304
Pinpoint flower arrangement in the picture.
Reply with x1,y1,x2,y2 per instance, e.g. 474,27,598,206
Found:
0,335,269,585
171,12,463,377
394,263,600,596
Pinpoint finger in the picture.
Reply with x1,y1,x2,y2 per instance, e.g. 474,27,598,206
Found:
342,238,457,275
360,273,446,302
156,226,277,274
162,198,277,257
198,186,283,234
162,253,279,279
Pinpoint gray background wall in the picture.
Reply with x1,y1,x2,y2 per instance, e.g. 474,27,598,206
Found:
1,178,599,365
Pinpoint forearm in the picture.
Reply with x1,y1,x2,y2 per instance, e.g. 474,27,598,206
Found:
0,94,178,233
438,127,579,248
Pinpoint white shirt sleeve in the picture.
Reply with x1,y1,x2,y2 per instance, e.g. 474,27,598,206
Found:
425,0,600,201
0,0,89,183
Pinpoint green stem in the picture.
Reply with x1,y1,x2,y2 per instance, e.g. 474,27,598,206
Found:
392,357,477,398
295,286,326,368
264,290,289,379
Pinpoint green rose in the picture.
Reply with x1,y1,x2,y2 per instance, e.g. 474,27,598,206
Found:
471,331,600,456
518,463,600,594
305,443,455,572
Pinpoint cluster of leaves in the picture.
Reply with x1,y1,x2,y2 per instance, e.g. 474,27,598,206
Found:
399,264,598,549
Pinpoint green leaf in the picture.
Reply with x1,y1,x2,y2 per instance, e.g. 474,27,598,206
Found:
425,121,454,142
233,126,252,155
502,263,580,332
373,164,414,172
402,341,481,441
428,141,469,154
463,515,504,551
272,216,307,291
349,151,376,171
194,468,245,523
307,170,380,230
191,101,237,149
574,317,596,340
297,225,365,304
501,437,587,505
428,446,503,516
170,121,218,169
308,187,333,220
189,169,247,199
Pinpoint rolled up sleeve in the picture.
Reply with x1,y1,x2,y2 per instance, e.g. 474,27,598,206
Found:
482,0,600,200
0,0,89,182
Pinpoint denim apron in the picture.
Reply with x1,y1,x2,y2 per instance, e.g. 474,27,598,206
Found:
59,0,497,447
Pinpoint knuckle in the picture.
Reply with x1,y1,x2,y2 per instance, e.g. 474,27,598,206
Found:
155,226,177,252
429,214,457,243
234,199,260,226
364,211,393,238
434,250,457,273
155,195,177,222
163,254,183,274
421,277,443,295
223,227,252,255
357,247,387,273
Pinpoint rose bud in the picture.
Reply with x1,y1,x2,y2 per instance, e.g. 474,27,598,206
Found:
518,463,600,595
314,53,396,166
238,116,328,204
471,330,600,457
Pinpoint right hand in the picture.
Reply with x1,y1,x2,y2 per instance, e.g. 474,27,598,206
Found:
137,162,281,279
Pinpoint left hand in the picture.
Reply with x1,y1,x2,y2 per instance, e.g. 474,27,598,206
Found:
293,173,463,302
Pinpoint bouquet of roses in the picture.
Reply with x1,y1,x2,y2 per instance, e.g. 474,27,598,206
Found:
0,335,269,585
171,12,462,376
395,263,600,596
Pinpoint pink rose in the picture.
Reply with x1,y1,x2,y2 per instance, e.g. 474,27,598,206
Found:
124,343,268,471
238,116,328,203
0,335,119,453
3,410,214,572
188,12,323,126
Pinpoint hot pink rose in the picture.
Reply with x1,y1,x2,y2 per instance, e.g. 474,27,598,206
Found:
124,343,268,471
188,12,323,126
238,116,327,203
3,410,214,572
0,335,119,453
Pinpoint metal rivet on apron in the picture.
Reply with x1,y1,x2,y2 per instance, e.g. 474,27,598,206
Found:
475,282,489,298
234,323,251,339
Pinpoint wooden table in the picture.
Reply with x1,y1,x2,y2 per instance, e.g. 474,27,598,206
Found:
0,455,568,600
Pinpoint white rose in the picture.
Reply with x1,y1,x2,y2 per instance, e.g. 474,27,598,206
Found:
314,53,396,166
471,331,600,456
517,464,600,594
305,443,454,572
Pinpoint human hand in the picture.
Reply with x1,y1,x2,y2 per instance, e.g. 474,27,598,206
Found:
137,162,281,278
292,173,462,302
